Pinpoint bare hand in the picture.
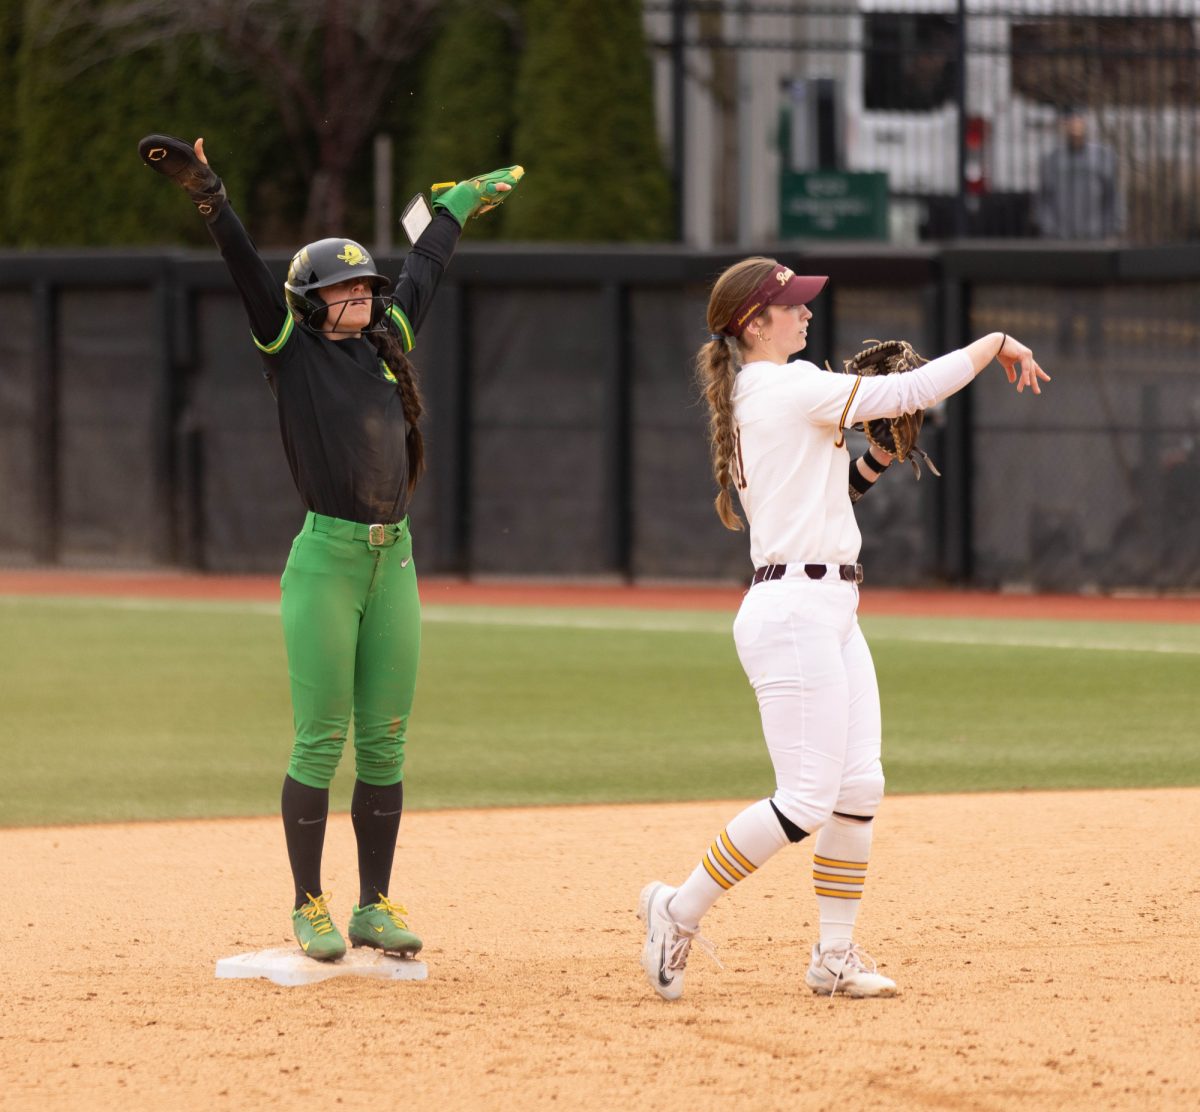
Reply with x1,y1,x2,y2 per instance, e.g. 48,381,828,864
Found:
194,138,208,165
997,335,1050,395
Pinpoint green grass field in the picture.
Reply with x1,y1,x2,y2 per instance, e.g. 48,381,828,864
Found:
1,594,1197,827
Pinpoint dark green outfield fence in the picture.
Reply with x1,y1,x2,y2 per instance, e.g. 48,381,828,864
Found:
2,242,1198,590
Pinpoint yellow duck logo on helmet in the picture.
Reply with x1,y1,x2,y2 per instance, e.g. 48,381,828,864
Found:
337,243,369,265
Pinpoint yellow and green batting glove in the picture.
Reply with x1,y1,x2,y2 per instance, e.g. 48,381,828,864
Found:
432,166,525,227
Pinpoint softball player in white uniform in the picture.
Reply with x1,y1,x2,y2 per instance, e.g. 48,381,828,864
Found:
639,256,1049,1001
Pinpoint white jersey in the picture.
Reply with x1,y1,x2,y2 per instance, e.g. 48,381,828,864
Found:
731,349,975,567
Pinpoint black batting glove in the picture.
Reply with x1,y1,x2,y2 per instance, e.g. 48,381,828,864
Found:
138,133,227,217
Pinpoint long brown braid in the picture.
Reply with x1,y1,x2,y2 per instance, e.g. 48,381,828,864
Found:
373,330,425,498
696,257,778,531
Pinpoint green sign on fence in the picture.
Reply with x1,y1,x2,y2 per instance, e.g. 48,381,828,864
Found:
779,170,888,239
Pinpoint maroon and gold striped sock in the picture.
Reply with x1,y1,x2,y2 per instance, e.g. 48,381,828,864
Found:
667,799,790,930
812,815,874,948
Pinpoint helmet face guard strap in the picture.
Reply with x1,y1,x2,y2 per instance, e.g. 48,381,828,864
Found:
285,237,392,335
311,290,391,334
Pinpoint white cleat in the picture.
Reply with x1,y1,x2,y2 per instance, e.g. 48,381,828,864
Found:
805,941,898,998
638,881,703,1001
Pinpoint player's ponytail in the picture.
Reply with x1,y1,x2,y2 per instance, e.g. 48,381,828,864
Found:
697,257,778,532
374,332,425,497
696,338,744,531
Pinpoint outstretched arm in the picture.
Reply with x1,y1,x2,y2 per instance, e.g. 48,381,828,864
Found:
852,333,1049,424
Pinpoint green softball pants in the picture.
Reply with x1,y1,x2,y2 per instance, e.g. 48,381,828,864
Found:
279,511,421,790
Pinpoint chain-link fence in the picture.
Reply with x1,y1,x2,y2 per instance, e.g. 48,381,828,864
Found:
645,1,1200,245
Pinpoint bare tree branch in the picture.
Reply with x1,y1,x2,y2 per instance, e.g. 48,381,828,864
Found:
40,0,440,236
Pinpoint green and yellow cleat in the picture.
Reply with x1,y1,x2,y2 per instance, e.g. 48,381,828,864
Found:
291,892,347,962
348,894,424,958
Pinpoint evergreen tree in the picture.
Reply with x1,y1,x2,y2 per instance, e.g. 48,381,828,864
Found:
506,0,671,241
398,0,521,241
7,6,279,247
0,1,19,244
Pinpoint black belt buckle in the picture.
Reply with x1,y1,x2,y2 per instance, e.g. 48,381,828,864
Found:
368,524,386,546
841,563,864,584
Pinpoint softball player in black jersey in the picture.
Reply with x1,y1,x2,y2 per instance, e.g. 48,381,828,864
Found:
140,134,523,961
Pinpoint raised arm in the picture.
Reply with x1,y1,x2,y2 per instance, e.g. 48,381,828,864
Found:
389,212,462,341
388,165,525,341
138,134,287,348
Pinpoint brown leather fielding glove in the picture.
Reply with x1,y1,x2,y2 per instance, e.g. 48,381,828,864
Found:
841,339,941,479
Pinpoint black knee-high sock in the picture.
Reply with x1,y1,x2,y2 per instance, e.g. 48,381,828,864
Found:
351,780,403,907
281,775,329,909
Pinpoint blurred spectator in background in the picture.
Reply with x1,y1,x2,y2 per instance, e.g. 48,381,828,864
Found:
1036,107,1125,239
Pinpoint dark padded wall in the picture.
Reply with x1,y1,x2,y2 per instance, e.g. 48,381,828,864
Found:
57,289,161,565
630,284,749,581
971,282,1200,591
190,290,297,572
4,246,1198,590
0,293,37,563
466,287,611,576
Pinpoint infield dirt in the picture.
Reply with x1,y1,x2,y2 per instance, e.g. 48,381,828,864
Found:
5,789,1199,1111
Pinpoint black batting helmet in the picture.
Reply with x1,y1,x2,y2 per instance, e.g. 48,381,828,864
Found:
284,238,391,331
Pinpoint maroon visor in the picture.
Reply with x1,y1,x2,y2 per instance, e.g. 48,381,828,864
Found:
722,266,828,338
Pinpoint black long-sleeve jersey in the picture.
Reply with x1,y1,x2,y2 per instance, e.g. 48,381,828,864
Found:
207,204,461,524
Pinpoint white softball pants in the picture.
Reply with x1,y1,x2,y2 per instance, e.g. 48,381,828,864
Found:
732,577,885,834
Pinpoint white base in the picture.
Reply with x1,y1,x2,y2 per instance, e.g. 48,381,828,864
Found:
215,946,428,987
